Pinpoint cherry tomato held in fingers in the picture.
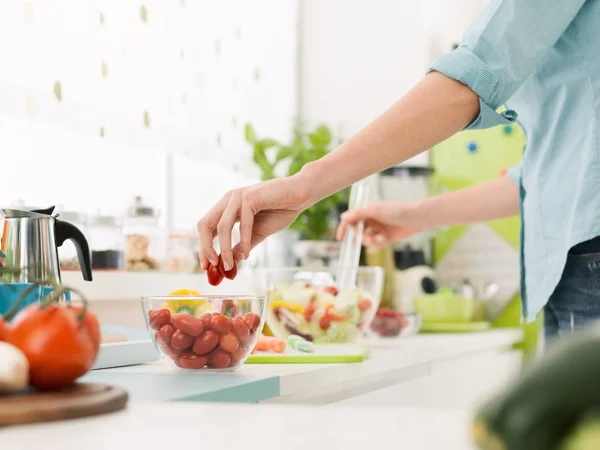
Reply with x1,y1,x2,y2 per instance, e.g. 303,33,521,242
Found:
149,309,171,330
218,255,238,280
8,304,99,390
207,263,224,286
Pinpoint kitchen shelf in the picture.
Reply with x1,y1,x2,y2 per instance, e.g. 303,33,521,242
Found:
62,270,257,302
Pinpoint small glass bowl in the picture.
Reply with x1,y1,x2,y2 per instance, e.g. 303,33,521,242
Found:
369,311,422,339
142,295,268,371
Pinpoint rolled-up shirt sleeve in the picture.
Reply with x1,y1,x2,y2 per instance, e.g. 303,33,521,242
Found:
429,0,587,130
506,162,522,186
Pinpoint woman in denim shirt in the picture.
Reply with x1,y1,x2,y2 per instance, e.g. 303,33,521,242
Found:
198,0,599,341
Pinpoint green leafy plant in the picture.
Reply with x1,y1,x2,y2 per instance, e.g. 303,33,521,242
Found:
245,123,348,240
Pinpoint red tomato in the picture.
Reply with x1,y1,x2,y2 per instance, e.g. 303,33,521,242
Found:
358,299,372,313
207,348,231,369
207,264,224,286
171,329,195,350
319,315,331,331
210,314,232,334
219,331,239,353
156,324,175,345
8,304,99,390
243,312,261,334
217,255,238,280
179,354,208,369
199,312,213,330
232,317,250,338
70,304,101,353
0,316,10,341
303,302,316,323
323,286,339,296
171,313,205,337
231,346,247,362
148,309,171,330
192,330,219,355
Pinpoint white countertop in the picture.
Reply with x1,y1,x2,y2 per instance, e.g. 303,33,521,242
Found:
0,402,476,450
84,329,522,404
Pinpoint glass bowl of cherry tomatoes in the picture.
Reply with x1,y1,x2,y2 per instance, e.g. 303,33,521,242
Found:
369,308,422,339
142,295,268,371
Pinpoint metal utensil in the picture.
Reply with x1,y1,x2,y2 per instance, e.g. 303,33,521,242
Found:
335,179,370,290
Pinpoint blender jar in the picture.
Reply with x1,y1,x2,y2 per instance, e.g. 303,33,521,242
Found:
123,196,164,271
88,214,125,271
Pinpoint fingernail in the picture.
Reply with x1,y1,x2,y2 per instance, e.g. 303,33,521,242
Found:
240,252,246,261
223,260,231,271
209,257,217,266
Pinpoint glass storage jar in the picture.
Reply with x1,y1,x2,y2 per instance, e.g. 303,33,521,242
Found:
123,196,165,271
165,234,196,273
56,210,88,272
88,214,125,271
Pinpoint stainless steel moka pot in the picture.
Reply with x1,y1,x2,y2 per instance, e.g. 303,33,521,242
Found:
0,206,92,284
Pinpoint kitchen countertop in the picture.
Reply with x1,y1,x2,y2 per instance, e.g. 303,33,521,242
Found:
81,329,523,404
0,402,476,450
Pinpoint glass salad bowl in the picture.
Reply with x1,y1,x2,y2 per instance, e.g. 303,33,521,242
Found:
142,295,268,371
254,267,384,344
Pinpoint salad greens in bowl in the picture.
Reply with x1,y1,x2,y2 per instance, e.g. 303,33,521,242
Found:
254,267,384,343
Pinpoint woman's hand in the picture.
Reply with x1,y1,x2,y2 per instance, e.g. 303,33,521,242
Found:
197,175,311,272
336,201,428,248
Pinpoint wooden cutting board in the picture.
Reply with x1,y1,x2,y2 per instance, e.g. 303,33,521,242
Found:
0,383,128,426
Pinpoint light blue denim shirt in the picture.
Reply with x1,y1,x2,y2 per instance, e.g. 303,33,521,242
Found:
429,0,600,322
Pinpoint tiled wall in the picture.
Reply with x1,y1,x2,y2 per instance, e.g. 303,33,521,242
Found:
0,0,298,230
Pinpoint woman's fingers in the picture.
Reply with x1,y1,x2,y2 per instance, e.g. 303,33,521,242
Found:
237,192,255,261
217,191,241,271
197,193,231,267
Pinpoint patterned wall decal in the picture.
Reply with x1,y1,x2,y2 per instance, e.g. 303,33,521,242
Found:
53,81,62,101
24,2,34,24
140,5,147,23
25,95,38,118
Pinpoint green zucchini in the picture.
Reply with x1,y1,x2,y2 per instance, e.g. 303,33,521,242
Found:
474,328,600,450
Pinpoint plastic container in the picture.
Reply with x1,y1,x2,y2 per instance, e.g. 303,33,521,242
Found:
414,288,474,323
165,234,196,273
123,196,164,271
369,310,422,338
254,267,383,344
56,210,88,272
88,214,125,271
142,295,268,371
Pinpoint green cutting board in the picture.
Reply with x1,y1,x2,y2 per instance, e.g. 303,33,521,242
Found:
245,343,369,364
420,321,491,333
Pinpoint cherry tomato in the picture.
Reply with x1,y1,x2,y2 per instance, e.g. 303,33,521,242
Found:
179,354,208,369
70,304,101,353
148,309,171,330
231,346,247,362
192,330,219,355
171,313,205,337
319,315,331,331
199,312,213,330
232,316,250,338
243,312,261,334
323,286,339,296
219,331,239,353
210,314,232,334
217,255,238,280
160,343,183,360
172,357,184,368
156,324,175,345
324,305,347,321
303,302,316,323
207,348,231,369
8,303,99,390
171,329,195,350
207,264,224,286
358,299,373,313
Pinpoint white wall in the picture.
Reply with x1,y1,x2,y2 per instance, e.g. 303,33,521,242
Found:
298,0,488,167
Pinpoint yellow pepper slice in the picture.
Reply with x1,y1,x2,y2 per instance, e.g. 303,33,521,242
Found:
269,301,305,313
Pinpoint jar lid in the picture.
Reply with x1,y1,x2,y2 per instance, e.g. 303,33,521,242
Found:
127,196,158,218
88,215,120,227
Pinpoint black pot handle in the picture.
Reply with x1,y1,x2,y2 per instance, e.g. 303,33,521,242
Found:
55,220,93,281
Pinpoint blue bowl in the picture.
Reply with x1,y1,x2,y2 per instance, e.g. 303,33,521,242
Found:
0,283,68,319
